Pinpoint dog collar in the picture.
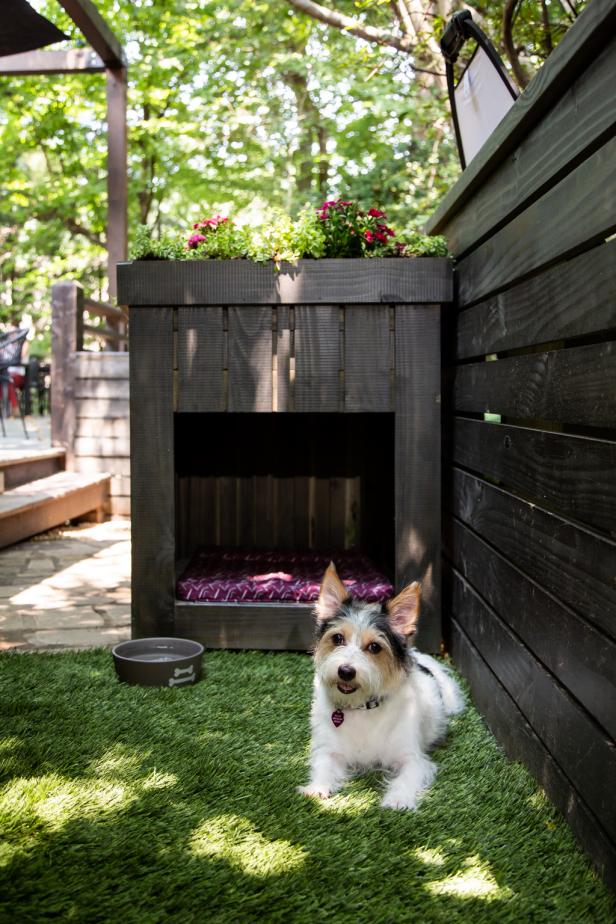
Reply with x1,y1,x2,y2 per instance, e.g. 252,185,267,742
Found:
331,696,386,727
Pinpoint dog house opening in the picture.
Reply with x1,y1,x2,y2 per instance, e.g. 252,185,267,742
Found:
174,412,395,605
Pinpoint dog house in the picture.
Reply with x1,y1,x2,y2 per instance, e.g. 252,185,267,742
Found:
118,259,452,652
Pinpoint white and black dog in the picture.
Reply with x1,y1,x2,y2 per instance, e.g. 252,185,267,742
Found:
299,562,464,810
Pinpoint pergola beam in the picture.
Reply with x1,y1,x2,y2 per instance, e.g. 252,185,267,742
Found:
56,0,124,66
0,48,104,74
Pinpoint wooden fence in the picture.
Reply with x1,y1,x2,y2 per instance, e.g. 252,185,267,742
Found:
51,281,130,517
426,0,616,889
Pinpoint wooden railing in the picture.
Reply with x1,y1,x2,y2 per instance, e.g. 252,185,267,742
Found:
51,281,130,516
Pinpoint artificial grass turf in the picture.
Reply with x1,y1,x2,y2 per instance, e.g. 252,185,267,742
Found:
0,650,613,924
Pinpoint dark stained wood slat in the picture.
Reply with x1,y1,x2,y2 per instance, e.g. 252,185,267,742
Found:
228,307,273,412
450,619,616,891
395,305,441,651
456,133,616,306
129,307,176,638
453,341,616,428
218,476,237,546
425,0,616,237
117,258,453,307
449,568,616,839
276,305,292,412
443,36,616,257
452,418,616,535
275,476,295,547
448,467,616,638
455,240,616,360
444,517,616,739
175,601,315,651
344,305,391,412
255,475,274,547
294,306,340,413
177,307,224,412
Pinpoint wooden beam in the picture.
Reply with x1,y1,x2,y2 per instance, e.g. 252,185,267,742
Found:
106,67,128,299
0,48,104,74
57,0,125,67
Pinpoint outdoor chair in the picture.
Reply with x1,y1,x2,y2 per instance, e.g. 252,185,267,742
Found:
0,328,29,438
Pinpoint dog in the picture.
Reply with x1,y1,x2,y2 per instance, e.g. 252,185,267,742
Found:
298,562,464,810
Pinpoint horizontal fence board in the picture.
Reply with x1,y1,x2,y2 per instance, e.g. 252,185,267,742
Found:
444,35,616,257
109,496,130,517
449,568,616,839
426,0,616,237
74,378,130,400
448,467,616,638
109,475,131,497
452,418,616,535
450,619,616,891
74,352,129,379
75,456,130,477
445,516,616,738
76,417,130,440
455,240,616,359
228,306,273,413
117,258,453,306
177,307,224,413
453,341,616,427
344,305,391,411
74,436,130,458
75,398,129,419
456,133,616,306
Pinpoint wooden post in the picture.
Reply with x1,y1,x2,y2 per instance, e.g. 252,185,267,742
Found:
51,281,84,469
106,66,127,300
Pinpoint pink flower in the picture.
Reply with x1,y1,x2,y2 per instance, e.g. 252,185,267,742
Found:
187,233,206,249
364,230,374,243
375,232,387,244
368,208,385,218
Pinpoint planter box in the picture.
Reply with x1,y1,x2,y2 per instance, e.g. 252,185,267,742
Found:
117,258,453,652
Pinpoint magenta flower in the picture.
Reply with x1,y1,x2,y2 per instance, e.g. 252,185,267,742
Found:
368,208,385,218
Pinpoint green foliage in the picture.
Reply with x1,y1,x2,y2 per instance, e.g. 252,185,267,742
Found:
130,225,185,261
396,230,449,257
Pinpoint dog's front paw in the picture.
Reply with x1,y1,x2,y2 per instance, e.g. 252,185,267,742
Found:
297,783,332,800
381,790,420,811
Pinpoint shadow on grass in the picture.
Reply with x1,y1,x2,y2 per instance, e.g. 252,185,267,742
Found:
0,649,614,924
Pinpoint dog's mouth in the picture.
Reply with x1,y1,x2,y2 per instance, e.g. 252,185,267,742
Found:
336,681,358,695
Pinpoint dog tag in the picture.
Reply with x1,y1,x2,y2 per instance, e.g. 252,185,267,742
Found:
331,710,344,727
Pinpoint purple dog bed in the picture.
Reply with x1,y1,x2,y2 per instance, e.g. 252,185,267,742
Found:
176,548,393,604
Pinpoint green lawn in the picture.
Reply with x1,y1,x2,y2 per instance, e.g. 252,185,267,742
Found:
0,650,613,923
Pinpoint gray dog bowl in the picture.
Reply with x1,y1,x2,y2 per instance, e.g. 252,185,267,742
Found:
112,637,204,687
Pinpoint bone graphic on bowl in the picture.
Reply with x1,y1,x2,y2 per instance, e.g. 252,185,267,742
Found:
174,665,195,678
168,668,195,687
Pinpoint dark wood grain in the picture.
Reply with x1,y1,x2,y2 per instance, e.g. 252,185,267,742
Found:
456,133,616,306
426,0,616,237
177,307,224,412
395,305,441,652
445,516,616,738
129,307,175,637
117,258,453,307
450,620,616,891
448,567,616,839
443,35,616,257
455,240,616,360
344,305,391,412
175,601,314,650
453,341,616,427
228,306,273,412
276,305,292,412
294,306,340,412
448,467,616,638
452,418,616,535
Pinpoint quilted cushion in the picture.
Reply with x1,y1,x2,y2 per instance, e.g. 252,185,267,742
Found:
176,547,394,604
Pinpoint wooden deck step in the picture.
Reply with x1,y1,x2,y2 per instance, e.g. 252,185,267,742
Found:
0,471,110,549
0,448,66,492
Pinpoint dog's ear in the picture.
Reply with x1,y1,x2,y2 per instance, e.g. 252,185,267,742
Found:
386,581,421,638
315,562,349,622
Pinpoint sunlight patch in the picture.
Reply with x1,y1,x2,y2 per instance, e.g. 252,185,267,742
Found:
413,846,446,867
189,814,306,877
426,856,512,901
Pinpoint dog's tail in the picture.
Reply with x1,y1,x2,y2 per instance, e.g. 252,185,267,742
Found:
414,652,465,716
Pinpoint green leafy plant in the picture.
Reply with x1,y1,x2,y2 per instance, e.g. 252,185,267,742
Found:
130,225,185,261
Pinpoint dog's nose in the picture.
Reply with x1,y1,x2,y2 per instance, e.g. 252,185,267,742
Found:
338,664,356,681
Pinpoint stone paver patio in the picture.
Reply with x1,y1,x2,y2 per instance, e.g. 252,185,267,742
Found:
0,519,131,651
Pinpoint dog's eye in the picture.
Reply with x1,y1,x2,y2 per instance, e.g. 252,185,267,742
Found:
367,642,382,654
331,633,345,646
